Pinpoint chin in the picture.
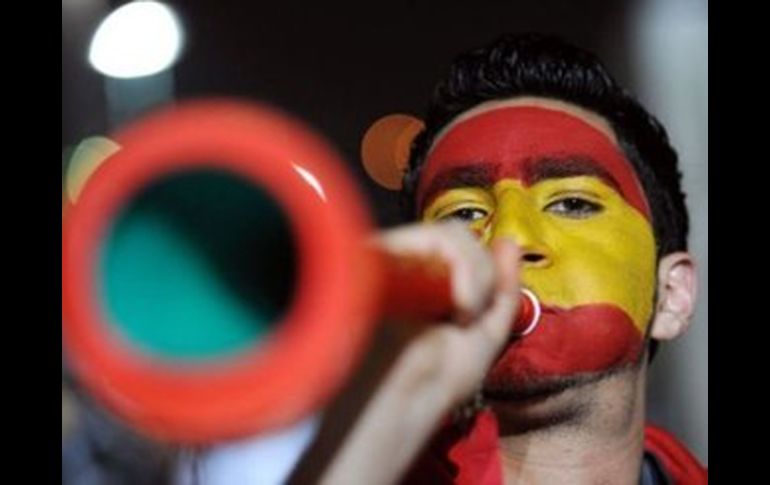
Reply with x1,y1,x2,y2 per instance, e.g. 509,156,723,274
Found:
481,366,632,435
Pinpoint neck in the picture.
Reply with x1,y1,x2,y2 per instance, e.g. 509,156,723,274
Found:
491,365,647,485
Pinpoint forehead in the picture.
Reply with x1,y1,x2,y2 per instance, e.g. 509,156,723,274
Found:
432,97,619,149
416,97,650,218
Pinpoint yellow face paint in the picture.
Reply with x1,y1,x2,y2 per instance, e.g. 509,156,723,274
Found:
423,176,656,334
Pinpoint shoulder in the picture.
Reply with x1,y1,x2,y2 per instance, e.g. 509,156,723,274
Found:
644,423,708,484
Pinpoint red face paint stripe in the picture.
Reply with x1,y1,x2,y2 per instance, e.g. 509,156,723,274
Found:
486,304,644,384
417,107,651,219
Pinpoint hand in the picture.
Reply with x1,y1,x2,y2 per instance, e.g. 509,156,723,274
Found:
313,222,521,485
375,221,522,406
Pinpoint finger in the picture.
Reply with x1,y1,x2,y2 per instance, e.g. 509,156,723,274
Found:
374,222,495,320
466,239,522,360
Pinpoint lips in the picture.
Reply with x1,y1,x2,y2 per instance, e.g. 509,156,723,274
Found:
487,303,644,386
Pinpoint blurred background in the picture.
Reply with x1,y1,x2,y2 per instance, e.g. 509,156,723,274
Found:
62,0,707,482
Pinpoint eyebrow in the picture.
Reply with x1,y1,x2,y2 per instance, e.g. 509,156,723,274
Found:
419,162,499,212
523,157,621,191
418,156,624,212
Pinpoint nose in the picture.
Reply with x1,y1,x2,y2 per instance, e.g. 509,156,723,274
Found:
488,186,552,268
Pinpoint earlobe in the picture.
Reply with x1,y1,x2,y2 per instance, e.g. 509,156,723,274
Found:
650,252,698,341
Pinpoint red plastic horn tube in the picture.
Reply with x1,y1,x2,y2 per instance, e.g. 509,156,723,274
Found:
62,99,539,445
380,250,540,333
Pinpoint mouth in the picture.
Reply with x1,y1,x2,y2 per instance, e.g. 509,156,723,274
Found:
490,303,644,382
510,288,542,337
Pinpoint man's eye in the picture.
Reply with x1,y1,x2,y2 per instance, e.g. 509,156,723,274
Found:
440,207,489,222
544,197,603,218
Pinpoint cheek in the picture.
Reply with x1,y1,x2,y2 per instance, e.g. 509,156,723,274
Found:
531,217,656,332
486,220,656,382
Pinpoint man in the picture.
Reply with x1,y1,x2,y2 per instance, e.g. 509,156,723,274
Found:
299,33,706,484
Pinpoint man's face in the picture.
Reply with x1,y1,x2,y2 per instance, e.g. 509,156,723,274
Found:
418,98,657,395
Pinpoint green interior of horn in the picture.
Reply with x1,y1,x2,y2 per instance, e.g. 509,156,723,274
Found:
100,169,296,362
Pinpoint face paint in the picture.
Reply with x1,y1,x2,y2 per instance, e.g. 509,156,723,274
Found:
420,105,656,386
417,107,650,218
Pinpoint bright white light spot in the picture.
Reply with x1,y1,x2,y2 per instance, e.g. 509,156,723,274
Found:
88,1,184,79
292,163,327,202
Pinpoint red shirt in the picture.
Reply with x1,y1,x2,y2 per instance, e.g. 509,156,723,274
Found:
404,410,707,485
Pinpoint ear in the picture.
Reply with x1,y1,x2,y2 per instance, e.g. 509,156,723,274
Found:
650,252,698,341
